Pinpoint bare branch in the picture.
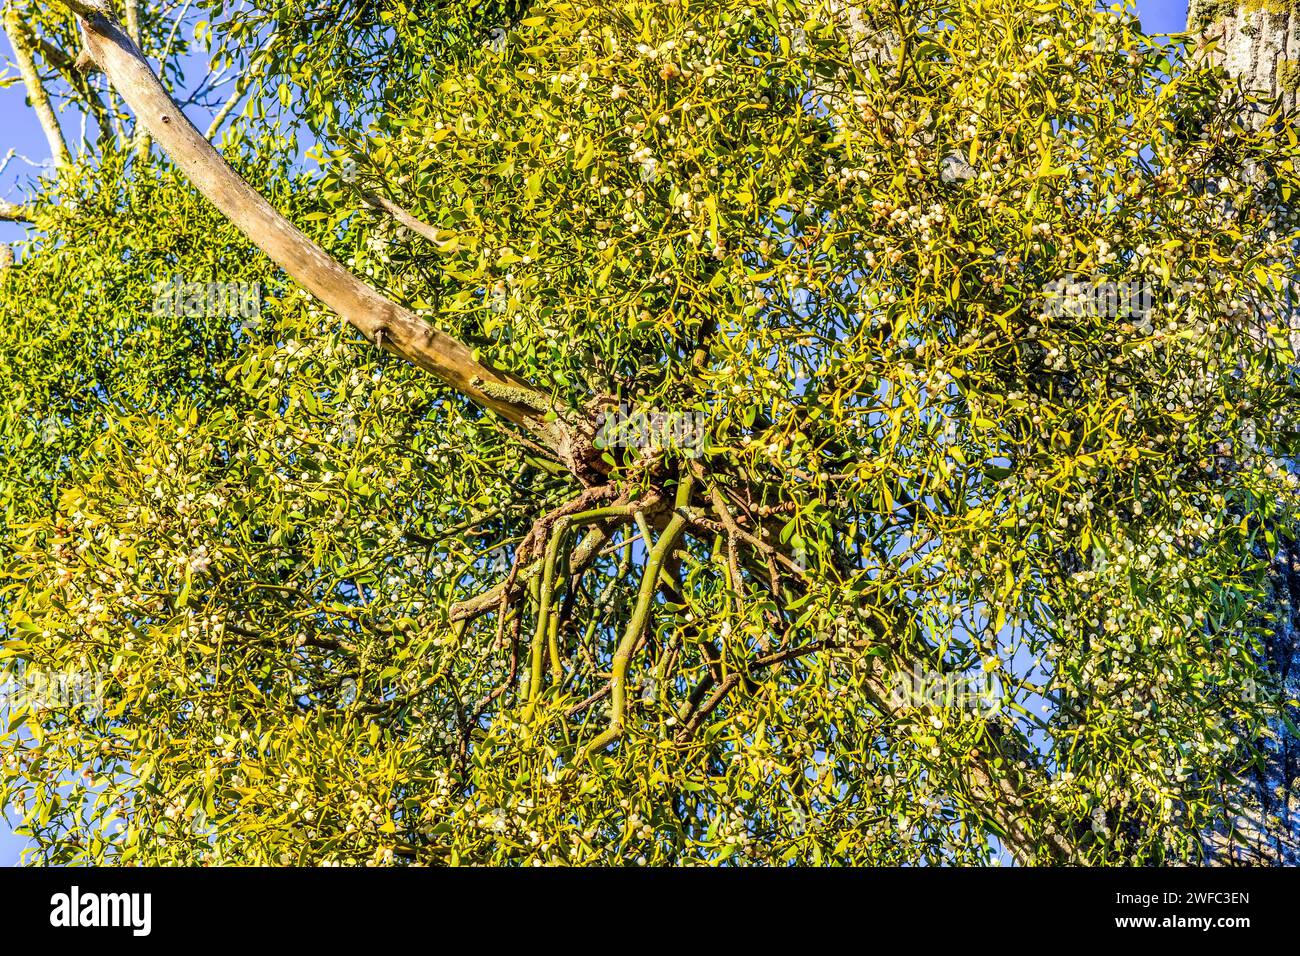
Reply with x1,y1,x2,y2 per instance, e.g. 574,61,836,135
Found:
205,69,251,140
122,0,148,158
0,199,32,222
363,190,452,249
61,0,566,443
32,37,111,142
3,4,71,169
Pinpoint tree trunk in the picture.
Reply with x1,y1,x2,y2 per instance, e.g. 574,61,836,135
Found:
1188,0,1300,115
1188,0,1300,865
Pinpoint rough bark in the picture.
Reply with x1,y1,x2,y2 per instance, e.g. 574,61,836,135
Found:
1188,0,1300,116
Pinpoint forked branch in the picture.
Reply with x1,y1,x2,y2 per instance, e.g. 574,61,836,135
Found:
584,477,694,755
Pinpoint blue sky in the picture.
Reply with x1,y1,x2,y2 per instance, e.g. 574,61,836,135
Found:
0,0,1192,865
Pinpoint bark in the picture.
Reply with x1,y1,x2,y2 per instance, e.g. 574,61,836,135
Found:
1188,0,1300,116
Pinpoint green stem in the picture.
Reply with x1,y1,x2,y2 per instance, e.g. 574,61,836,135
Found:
532,519,566,692
584,477,694,755
522,575,544,719
546,610,563,685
